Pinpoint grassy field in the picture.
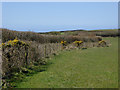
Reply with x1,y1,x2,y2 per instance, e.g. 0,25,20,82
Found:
16,37,118,88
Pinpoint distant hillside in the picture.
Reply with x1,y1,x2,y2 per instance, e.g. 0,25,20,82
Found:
39,29,119,37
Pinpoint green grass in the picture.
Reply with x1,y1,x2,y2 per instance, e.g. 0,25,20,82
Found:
16,37,118,88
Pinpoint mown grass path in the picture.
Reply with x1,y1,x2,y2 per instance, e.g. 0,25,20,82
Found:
17,38,118,88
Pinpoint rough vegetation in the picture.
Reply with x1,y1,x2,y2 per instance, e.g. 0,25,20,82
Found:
1,28,102,43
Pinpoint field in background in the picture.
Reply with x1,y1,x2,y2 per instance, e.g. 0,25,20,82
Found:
16,37,118,88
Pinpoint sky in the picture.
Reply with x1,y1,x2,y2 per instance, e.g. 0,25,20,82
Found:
2,2,118,32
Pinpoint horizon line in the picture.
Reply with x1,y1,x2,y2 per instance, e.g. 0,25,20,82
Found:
0,28,118,33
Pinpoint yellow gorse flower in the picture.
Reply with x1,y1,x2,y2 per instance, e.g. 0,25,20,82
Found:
99,40,105,44
61,41,67,48
8,40,12,44
12,39,19,45
78,41,83,44
61,41,67,44
73,40,83,44
2,38,28,47
73,40,83,47
2,43,5,46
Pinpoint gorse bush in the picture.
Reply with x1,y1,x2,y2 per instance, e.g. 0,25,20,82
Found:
2,39,62,75
2,38,29,47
